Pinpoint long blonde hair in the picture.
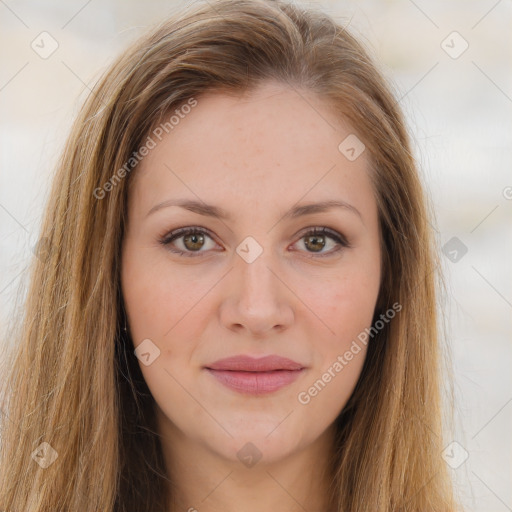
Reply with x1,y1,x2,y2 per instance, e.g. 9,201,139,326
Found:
0,0,459,510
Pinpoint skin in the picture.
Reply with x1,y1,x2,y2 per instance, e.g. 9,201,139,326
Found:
121,80,382,512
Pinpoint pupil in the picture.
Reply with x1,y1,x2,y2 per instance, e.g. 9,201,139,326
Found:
184,233,204,250
306,235,325,252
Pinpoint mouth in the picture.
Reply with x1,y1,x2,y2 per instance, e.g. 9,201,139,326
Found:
204,355,306,395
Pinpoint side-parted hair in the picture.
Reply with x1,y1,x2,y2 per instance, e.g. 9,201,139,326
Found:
0,0,459,510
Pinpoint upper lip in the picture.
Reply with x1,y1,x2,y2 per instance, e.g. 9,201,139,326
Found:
205,355,304,372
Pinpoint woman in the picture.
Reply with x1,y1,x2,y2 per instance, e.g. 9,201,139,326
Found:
0,0,460,510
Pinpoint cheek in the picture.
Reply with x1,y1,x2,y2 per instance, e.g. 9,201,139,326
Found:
304,253,380,401
121,246,198,341
121,249,198,403
296,270,376,417
121,246,214,394
318,262,380,337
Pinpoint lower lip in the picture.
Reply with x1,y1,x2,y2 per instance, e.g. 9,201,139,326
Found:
205,368,304,395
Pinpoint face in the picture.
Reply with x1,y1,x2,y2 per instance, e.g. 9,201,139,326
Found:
121,81,381,467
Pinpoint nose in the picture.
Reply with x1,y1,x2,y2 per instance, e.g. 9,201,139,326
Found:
219,244,294,337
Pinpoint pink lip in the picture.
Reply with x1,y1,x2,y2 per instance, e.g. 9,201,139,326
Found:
205,355,306,395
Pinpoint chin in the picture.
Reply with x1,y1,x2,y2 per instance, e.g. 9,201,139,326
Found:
205,426,306,467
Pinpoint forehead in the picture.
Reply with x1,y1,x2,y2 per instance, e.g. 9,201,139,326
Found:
129,82,375,222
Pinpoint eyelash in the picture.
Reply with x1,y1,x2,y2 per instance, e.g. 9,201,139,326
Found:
158,226,350,258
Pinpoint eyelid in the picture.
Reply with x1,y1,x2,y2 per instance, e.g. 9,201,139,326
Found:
295,226,349,245
159,225,350,257
291,226,350,257
159,226,212,245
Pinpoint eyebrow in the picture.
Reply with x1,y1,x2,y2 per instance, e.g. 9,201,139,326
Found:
146,198,363,222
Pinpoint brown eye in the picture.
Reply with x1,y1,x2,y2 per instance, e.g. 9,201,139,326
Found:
160,226,349,258
160,227,218,257
182,232,205,251
295,227,349,257
304,234,326,253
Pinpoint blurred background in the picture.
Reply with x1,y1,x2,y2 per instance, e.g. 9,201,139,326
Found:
0,0,510,510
